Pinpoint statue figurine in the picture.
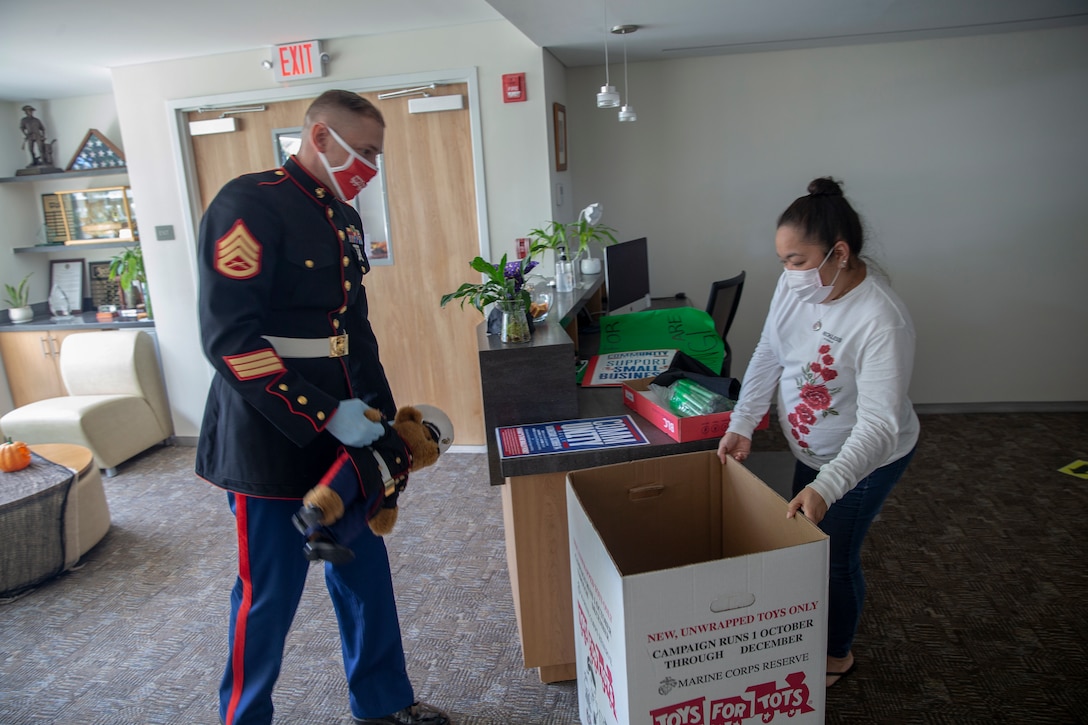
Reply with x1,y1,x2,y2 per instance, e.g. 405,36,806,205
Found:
17,105,59,175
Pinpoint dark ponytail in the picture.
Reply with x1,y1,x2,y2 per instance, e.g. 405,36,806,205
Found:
777,177,864,256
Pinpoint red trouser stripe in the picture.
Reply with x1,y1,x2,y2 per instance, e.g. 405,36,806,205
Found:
317,448,353,487
224,495,253,725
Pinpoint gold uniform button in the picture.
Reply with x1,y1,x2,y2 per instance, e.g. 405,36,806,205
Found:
305,259,315,268
344,280,352,291
327,208,334,219
343,256,350,267
339,230,346,241
278,384,288,391
274,170,285,176
297,395,308,405
395,456,402,465
317,411,326,421
316,187,326,199
339,305,347,313
333,319,340,329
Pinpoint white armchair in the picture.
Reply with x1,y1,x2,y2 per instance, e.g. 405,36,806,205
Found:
0,330,173,476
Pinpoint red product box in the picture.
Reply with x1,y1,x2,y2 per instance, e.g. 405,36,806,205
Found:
621,377,769,443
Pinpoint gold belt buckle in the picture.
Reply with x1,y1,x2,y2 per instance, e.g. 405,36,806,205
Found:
328,333,349,358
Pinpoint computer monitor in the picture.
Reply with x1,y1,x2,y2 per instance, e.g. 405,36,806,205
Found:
604,237,651,315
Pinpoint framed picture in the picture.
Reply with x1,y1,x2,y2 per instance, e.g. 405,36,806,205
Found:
271,126,302,166
49,258,85,313
42,186,137,244
553,103,568,171
354,154,394,267
89,261,121,308
272,127,395,267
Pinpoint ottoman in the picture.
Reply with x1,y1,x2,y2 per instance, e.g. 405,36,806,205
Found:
31,444,112,568
0,444,111,597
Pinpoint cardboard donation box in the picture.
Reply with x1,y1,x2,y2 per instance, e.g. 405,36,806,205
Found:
567,451,829,725
621,378,769,443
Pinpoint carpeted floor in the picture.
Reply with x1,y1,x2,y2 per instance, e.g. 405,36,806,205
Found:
1,412,1086,724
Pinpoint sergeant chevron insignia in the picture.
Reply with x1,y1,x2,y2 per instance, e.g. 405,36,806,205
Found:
215,219,262,279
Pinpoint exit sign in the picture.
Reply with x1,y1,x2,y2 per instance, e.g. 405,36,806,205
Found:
273,40,324,82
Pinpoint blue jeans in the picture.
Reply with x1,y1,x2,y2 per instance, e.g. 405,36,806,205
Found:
792,448,915,658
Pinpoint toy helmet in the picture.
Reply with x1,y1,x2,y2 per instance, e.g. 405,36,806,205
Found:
415,405,454,455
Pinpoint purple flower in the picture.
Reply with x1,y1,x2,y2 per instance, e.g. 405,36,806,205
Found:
504,259,538,294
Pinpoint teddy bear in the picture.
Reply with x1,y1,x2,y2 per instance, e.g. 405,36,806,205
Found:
292,404,453,564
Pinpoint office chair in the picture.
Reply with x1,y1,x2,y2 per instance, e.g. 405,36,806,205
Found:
705,271,746,377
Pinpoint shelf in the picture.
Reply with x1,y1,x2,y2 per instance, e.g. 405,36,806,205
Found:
14,241,136,254
0,167,128,184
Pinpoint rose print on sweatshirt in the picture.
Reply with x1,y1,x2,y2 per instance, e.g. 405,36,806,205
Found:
788,344,841,456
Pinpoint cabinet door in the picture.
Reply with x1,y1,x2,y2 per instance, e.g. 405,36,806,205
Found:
0,331,64,407
0,329,95,407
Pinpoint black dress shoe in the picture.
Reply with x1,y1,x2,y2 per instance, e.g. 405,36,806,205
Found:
353,701,451,724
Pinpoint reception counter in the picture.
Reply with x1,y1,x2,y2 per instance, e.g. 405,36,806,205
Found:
478,277,718,682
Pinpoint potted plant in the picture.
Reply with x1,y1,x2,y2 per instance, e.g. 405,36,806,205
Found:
4,272,34,324
568,202,619,258
108,245,152,318
527,202,618,282
440,255,538,343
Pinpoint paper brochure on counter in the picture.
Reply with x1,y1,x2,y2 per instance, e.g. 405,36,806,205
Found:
567,451,830,725
496,415,649,459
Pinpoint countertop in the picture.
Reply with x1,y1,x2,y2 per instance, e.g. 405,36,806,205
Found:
0,310,154,332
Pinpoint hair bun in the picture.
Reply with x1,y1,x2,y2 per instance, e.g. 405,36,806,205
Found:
808,177,844,197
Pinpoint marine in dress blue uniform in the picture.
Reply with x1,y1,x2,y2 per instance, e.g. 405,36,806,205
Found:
196,154,416,725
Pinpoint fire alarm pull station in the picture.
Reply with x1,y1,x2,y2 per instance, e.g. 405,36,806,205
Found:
502,73,526,103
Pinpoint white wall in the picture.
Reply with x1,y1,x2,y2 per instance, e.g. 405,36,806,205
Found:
566,26,1088,406
543,50,575,226
110,20,553,437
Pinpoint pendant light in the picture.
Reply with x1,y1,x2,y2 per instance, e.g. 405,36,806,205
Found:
596,8,620,108
613,24,638,123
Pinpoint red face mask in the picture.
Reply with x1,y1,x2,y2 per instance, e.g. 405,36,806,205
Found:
318,125,378,202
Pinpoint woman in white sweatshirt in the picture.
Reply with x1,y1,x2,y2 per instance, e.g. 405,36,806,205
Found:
718,177,919,688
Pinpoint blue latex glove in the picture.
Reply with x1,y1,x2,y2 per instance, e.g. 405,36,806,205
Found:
326,398,385,447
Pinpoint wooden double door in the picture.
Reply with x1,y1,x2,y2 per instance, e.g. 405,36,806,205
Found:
186,85,484,444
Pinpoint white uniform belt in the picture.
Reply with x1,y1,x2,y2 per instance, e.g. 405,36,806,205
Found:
264,334,349,358
372,449,396,496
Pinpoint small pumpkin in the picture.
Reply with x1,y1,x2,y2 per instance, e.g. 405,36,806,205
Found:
0,438,32,472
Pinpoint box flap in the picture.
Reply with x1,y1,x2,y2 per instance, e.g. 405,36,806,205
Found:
569,452,724,576
720,456,827,553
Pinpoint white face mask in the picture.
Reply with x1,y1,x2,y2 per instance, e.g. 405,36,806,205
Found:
317,125,379,202
785,245,842,304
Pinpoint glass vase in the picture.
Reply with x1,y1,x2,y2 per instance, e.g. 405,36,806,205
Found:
498,299,532,344
571,249,584,288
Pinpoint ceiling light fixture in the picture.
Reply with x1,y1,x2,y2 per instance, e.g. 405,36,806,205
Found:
612,24,638,122
596,8,620,108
